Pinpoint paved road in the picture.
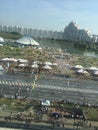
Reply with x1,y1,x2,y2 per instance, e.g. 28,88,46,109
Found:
0,72,98,105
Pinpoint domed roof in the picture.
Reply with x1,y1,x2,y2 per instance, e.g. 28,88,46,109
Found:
16,36,39,46
0,37,4,42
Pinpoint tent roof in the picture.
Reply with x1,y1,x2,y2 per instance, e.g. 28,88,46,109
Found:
42,65,52,70
44,61,52,66
74,65,84,69
0,37,4,42
18,63,27,67
16,36,39,46
77,69,88,74
89,66,98,70
17,58,28,63
31,64,39,68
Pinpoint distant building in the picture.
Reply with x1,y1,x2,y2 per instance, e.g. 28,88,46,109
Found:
0,22,97,42
8,25,13,32
63,21,93,42
13,25,19,33
3,25,8,32
0,25,4,32
92,35,98,43
63,21,80,41
18,26,24,35
23,27,28,35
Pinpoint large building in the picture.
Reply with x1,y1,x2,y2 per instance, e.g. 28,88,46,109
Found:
0,22,98,42
63,21,96,43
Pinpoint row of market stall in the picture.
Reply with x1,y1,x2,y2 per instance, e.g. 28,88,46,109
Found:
72,65,98,76
0,57,58,74
1,57,98,76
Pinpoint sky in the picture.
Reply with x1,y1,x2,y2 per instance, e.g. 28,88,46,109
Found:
0,0,98,34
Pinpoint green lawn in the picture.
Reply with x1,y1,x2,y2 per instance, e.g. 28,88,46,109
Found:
0,32,21,40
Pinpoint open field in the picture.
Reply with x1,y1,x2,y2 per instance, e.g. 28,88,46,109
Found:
1,33,98,129
0,45,98,80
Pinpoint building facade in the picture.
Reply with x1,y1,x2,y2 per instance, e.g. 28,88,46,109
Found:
63,21,98,43
0,22,98,42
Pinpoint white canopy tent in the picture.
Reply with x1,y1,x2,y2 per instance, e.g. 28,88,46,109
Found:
17,58,28,63
0,37,4,42
88,67,98,71
42,65,52,70
77,69,88,74
31,64,39,68
44,61,52,66
1,58,17,62
18,63,27,67
16,36,39,46
74,65,84,69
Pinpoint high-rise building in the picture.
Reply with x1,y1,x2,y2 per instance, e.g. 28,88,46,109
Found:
0,25,4,32
18,26,24,35
23,27,28,35
63,21,93,42
8,25,13,32
0,22,97,42
13,25,19,33
3,25,8,32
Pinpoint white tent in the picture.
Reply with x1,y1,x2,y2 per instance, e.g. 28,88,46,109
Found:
16,36,39,46
77,69,88,74
42,65,52,70
17,58,28,63
44,61,52,66
88,67,98,71
31,64,39,68
0,37,4,42
1,58,17,62
1,58,9,61
74,65,84,69
32,60,42,64
18,63,27,67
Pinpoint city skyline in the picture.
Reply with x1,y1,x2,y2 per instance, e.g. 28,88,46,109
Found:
1,21,98,43
0,0,98,34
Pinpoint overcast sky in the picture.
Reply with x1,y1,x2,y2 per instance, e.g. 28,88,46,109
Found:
0,0,98,34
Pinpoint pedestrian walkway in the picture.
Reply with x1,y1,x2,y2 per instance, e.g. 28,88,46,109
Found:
0,80,98,94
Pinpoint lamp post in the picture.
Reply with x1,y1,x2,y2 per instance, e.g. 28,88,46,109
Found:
27,87,30,98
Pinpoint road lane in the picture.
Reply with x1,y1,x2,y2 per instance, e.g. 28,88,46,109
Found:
0,73,98,105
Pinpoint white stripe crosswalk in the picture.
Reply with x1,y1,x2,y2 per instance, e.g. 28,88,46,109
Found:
0,80,98,94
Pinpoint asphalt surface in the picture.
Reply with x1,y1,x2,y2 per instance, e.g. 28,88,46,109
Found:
0,71,98,105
